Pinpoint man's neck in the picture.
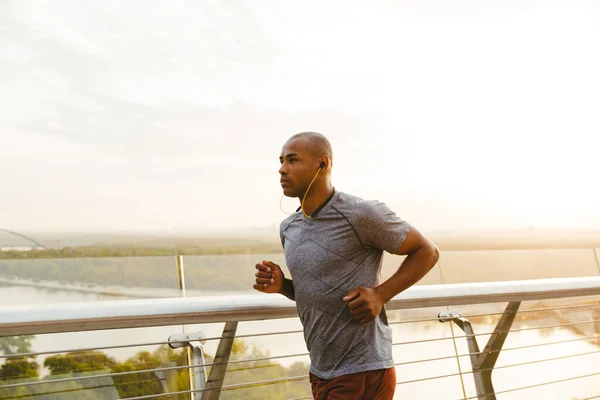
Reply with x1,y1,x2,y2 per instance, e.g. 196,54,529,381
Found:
300,184,335,216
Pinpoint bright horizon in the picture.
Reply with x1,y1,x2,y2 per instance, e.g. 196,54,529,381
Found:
1,1,599,233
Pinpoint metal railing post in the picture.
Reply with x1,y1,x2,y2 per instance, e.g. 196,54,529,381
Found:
203,321,238,400
439,301,521,399
176,254,195,399
192,345,208,396
169,331,208,400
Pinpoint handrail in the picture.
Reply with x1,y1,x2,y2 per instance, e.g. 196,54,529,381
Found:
1,276,600,336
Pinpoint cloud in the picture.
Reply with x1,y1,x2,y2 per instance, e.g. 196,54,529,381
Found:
1,0,599,232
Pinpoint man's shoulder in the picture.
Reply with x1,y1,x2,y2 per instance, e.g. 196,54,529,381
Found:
333,191,380,217
334,192,402,234
280,212,301,233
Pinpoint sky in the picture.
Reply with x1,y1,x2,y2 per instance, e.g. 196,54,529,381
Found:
1,0,599,234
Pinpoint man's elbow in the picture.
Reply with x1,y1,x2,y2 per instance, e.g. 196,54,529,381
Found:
423,241,439,271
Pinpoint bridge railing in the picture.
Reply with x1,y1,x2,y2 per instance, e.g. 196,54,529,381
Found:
2,276,600,399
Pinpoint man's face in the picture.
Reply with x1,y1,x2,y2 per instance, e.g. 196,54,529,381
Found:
279,138,318,198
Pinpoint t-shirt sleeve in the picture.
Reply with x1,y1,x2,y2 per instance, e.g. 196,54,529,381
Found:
357,200,411,254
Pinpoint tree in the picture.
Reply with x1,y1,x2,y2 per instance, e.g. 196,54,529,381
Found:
0,336,40,389
44,351,116,375
0,358,39,380
205,339,311,400
0,336,34,356
43,347,189,399
1,339,309,399
111,348,186,399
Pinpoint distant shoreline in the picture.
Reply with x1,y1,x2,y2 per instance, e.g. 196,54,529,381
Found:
0,277,162,298
2,239,599,260
0,277,251,299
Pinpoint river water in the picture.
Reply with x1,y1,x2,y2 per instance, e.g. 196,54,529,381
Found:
2,251,600,399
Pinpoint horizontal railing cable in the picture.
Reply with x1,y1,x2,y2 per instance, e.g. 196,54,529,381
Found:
0,359,164,383
395,349,600,386
198,328,305,343
0,377,175,400
393,334,600,368
121,374,311,400
0,330,306,360
0,351,311,391
0,345,310,375
393,317,600,347
0,368,312,399
0,362,203,390
0,383,118,400
461,371,600,399
492,349,600,371
0,338,196,360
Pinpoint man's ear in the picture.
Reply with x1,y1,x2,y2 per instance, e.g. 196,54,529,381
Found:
318,156,330,170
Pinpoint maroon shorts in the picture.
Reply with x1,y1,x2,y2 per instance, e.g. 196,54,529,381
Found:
309,367,396,400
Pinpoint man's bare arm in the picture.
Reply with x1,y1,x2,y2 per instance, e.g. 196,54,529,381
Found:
375,227,439,303
279,278,295,301
344,227,439,325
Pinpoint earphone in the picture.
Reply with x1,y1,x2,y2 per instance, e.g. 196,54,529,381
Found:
300,162,326,218
279,161,326,218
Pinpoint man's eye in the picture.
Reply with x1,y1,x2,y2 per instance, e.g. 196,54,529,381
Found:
289,158,296,163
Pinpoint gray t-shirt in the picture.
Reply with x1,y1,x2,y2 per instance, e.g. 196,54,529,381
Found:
280,190,411,379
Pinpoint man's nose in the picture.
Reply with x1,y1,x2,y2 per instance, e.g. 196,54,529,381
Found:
279,164,287,175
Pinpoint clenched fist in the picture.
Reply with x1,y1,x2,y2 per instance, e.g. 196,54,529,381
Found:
253,260,285,294
343,287,386,325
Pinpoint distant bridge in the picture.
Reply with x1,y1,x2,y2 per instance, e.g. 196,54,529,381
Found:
0,229,45,248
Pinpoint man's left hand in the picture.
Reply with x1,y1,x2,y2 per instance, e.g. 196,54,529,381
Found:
343,287,385,325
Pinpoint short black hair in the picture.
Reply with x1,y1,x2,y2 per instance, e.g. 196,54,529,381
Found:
289,132,333,162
